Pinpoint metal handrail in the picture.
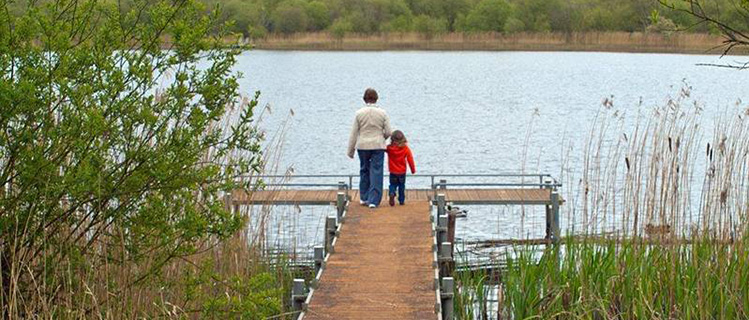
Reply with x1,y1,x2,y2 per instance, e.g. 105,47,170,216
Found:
243,173,552,178
259,183,348,188
239,173,561,190
432,182,562,188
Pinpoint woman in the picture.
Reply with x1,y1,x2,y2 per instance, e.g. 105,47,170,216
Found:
347,88,392,208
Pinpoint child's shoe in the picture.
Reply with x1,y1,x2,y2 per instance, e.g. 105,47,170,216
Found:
389,194,395,206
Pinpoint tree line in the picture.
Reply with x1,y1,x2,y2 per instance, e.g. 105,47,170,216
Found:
202,0,749,38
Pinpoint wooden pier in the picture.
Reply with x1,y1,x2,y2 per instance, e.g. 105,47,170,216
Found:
303,201,436,319
229,174,562,319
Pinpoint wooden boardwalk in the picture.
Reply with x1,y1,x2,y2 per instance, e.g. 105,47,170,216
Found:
228,185,562,319
302,201,436,319
231,188,556,205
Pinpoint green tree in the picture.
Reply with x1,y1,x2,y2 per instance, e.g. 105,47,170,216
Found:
345,0,412,32
659,0,749,63
504,16,526,33
306,1,332,30
329,16,354,39
460,0,512,32
0,0,264,316
382,14,414,32
272,0,310,33
412,14,447,38
220,0,267,36
512,0,558,32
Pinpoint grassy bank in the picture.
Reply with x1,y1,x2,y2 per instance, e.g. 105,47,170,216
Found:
251,31,748,54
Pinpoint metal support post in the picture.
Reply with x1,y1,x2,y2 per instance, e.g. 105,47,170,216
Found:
439,241,454,277
338,181,348,202
545,204,552,240
434,179,447,199
436,194,446,217
324,216,337,253
437,214,448,247
336,192,346,221
446,208,457,244
291,279,306,314
441,277,454,320
551,191,560,243
314,246,324,275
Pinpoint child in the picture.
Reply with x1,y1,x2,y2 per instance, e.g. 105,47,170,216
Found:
386,130,416,206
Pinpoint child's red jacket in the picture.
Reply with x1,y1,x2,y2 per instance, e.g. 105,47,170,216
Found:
386,144,416,175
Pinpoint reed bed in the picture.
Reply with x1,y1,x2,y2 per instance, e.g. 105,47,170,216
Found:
251,32,746,55
501,237,749,319
453,84,749,319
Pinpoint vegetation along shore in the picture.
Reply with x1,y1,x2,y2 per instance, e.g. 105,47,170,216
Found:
3,0,749,318
248,31,747,54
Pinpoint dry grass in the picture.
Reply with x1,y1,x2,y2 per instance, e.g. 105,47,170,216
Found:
456,83,749,318
251,31,748,55
569,83,749,240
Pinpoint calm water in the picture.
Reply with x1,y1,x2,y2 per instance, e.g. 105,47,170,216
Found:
235,51,749,253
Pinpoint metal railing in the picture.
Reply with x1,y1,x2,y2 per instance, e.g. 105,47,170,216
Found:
241,173,561,191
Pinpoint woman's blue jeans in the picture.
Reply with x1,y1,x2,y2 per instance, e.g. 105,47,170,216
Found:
357,149,384,206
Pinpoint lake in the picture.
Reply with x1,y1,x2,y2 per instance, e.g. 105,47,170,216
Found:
234,50,749,254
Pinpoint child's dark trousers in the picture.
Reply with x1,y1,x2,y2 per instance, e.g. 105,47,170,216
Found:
388,174,406,204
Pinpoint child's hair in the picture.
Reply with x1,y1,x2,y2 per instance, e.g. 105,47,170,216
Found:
390,130,407,146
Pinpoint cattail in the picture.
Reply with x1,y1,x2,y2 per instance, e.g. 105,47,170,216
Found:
706,143,710,157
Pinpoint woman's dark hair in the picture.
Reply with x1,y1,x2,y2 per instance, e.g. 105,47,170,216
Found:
390,130,407,146
363,88,378,103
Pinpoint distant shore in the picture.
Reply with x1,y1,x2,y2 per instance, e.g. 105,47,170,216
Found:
249,31,748,55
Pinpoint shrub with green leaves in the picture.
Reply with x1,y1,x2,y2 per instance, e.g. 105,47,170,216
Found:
0,0,263,317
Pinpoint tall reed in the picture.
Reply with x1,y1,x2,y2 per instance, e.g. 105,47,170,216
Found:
455,84,749,319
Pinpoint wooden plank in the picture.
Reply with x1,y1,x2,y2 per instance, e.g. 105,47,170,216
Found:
511,189,523,202
304,201,436,319
231,188,560,206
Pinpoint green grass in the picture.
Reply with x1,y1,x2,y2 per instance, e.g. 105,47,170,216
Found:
496,236,749,319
